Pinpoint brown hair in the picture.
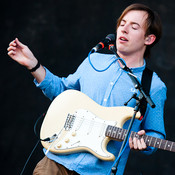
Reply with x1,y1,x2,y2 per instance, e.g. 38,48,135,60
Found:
117,3,162,58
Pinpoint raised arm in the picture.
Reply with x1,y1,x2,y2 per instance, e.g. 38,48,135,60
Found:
7,38,46,83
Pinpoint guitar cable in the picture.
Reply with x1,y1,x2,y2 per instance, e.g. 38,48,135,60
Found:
19,112,52,175
19,139,40,175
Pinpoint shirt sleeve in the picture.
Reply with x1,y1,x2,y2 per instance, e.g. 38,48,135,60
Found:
33,61,85,100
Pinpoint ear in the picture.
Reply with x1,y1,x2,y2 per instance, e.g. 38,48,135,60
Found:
144,34,156,45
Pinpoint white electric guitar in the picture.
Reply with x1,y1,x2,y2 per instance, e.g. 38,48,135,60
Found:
40,90,175,161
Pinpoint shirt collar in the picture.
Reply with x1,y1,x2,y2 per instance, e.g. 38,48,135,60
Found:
116,58,146,73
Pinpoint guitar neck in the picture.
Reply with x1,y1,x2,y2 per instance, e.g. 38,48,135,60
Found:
105,125,175,152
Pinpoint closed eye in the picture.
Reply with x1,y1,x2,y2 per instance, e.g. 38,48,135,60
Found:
131,23,140,30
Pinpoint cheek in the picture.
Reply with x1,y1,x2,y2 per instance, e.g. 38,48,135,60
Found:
131,32,145,44
116,28,120,37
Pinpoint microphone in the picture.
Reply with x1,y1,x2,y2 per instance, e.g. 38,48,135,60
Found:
91,34,116,53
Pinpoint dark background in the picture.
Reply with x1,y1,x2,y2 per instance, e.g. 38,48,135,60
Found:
1,0,175,174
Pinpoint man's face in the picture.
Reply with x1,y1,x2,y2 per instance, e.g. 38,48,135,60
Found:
116,10,148,57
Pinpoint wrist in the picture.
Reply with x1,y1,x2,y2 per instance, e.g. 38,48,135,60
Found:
28,60,41,72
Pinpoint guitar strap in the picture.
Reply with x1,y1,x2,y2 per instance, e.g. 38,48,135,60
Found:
139,67,153,120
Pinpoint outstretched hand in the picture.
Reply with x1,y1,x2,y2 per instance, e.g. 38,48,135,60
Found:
7,38,38,70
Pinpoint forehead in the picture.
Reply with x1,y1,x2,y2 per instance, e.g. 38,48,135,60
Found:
122,10,148,27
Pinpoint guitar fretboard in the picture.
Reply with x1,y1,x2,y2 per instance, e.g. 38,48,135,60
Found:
105,125,175,152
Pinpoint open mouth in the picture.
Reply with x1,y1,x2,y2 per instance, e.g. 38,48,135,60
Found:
119,37,128,41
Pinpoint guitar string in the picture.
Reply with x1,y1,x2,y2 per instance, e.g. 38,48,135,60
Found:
67,115,117,137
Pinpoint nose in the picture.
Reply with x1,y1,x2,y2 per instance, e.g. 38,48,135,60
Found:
121,24,129,34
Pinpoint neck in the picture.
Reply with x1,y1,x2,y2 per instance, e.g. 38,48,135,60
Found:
117,51,144,68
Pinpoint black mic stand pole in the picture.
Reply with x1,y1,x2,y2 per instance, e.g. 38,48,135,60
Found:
109,45,155,175
109,45,155,108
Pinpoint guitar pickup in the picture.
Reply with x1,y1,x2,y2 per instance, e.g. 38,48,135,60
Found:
64,114,76,131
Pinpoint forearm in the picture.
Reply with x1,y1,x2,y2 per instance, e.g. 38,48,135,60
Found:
34,66,81,100
34,67,65,100
30,64,46,83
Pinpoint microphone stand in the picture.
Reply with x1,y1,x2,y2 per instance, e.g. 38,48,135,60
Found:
109,45,155,175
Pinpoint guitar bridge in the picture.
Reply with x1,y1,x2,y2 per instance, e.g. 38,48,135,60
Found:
64,114,76,131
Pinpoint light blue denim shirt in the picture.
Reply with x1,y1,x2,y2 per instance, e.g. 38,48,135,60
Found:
34,53,167,175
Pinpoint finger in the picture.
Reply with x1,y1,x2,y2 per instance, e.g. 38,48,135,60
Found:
133,137,138,149
8,50,16,56
9,40,17,47
129,137,134,149
15,38,26,48
137,139,143,150
140,138,147,149
137,130,145,136
7,46,16,52
136,138,147,150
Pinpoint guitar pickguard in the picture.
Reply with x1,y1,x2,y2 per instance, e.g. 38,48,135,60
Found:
54,109,116,159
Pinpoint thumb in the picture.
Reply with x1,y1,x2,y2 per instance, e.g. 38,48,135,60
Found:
15,38,26,49
137,130,145,136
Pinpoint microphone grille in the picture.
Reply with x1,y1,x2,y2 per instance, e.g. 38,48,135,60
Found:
105,34,116,42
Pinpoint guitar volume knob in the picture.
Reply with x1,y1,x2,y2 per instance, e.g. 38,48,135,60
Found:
72,131,76,136
65,138,70,143
57,143,62,148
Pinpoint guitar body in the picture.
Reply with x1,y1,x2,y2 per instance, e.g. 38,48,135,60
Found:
40,90,140,161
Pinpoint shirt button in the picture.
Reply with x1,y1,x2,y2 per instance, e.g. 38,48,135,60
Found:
110,82,114,85
104,99,107,102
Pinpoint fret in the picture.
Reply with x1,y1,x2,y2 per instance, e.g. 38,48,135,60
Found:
164,140,168,150
154,138,162,148
145,135,150,146
110,126,115,138
149,136,153,147
153,137,157,148
171,142,175,152
123,129,127,140
121,128,125,140
170,142,173,152
117,128,122,140
115,127,119,139
159,138,163,149
144,135,153,147
115,127,120,139
106,125,112,137
166,141,173,151
112,127,117,138
144,135,148,144
161,139,166,150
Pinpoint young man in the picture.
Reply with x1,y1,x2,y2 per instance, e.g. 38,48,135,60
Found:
7,3,166,175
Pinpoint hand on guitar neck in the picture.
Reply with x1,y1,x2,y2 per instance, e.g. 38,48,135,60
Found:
129,130,147,151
